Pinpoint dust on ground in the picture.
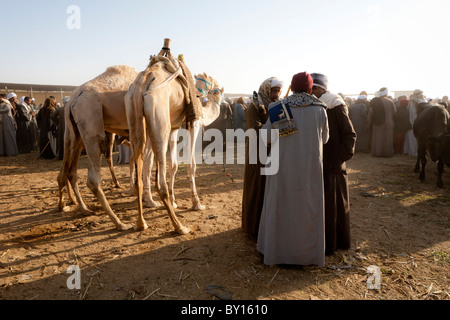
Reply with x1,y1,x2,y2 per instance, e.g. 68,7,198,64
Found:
0,151,449,300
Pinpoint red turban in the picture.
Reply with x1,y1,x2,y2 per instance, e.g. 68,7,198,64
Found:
291,72,313,91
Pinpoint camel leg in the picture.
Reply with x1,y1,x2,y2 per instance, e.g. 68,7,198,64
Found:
155,152,190,235
83,138,132,230
57,127,85,212
69,144,96,215
142,142,161,208
132,153,148,231
188,121,205,210
104,132,121,188
168,129,179,209
57,158,72,212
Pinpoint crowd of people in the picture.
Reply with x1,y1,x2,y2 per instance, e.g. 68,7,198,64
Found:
0,93,68,159
240,72,449,268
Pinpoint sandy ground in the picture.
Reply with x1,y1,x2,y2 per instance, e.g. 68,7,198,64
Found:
0,150,449,301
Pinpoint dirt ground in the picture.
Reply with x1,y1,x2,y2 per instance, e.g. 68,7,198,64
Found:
0,150,449,301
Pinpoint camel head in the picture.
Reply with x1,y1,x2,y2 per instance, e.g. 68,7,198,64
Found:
199,86,224,127
195,73,219,99
207,87,224,107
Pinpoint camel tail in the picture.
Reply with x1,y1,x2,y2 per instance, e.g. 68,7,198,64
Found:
125,71,149,160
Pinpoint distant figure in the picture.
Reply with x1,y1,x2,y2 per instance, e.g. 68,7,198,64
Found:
393,96,411,154
0,95,19,156
368,87,396,157
233,98,247,131
14,95,35,153
117,137,130,164
51,96,70,160
36,98,56,159
349,93,370,152
403,89,426,156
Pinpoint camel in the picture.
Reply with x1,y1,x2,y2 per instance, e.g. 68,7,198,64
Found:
125,54,224,234
57,64,222,231
142,71,221,211
57,65,139,230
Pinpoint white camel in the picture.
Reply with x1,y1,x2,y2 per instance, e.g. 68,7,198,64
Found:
57,64,222,231
142,71,221,211
125,54,224,234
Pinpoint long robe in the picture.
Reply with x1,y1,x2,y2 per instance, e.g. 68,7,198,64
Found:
349,101,369,152
51,106,65,160
0,100,18,156
233,103,247,131
257,93,329,266
320,92,356,256
241,100,268,241
36,106,56,159
369,97,396,157
403,100,419,156
393,104,411,154
15,102,33,154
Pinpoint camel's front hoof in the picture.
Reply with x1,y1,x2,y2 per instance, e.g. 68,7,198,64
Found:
134,221,148,231
193,203,205,211
61,206,71,213
172,202,178,209
116,223,133,231
176,226,191,235
144,199,162,208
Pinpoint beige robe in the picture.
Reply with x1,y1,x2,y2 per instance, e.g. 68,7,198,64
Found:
369,97,396,157
257,93,329,266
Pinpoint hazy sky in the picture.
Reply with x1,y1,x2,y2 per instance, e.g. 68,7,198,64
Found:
1,0,449,98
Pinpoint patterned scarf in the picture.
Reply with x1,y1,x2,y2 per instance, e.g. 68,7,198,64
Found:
268,92,326,137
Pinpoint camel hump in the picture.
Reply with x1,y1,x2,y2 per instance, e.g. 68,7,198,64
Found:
84,65,139,92
105,65,138,75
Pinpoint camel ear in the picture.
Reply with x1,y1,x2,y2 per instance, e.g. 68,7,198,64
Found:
221,87,224,93
194,74,198,79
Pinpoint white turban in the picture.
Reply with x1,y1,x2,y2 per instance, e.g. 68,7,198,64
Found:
20,96,25,103
358,94,367,100
7,93,17,100
379,87,388,97
271,78,284,89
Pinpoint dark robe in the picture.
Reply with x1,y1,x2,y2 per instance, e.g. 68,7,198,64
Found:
51,106,65,160
323,103,356,255
393,103,411,154
241,100,268,241
0,100,18,156
349,101,369,152
15,102,33,153
203,101,233,152
36,106,56,159
233,103,247,131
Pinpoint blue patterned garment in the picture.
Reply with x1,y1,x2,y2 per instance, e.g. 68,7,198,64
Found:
267,93,327,137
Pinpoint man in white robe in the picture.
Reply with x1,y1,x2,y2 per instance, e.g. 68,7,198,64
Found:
257,72,329,267
403,89,426,156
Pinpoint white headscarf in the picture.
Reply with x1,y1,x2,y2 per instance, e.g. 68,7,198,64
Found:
7,93,17,100
319,91,346,109
379,87,388,97
270,78,284,89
